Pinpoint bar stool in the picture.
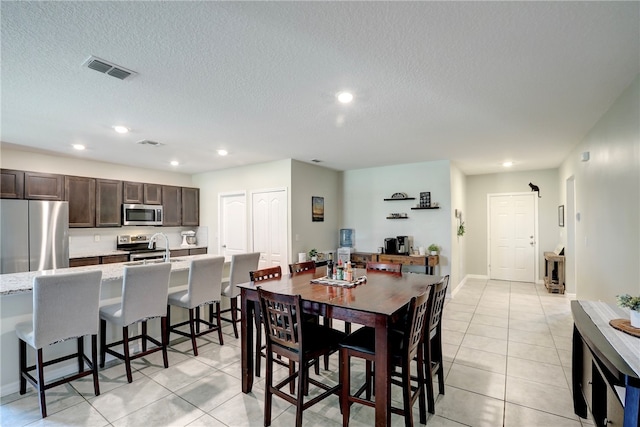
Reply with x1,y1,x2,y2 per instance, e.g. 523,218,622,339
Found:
250,266,284,377
16,270,103,418
424,275,449,413
219,252,260,338
166,256,225,356
99,262,171,383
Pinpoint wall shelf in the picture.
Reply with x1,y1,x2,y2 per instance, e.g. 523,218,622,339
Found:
386,216,409,219
410,207,440,210
384,197,415,201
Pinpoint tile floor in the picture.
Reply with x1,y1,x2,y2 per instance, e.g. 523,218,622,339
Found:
1,278,596,426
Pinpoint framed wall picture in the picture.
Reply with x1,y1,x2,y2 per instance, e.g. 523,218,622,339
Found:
312,196,324,222
558,205,565,227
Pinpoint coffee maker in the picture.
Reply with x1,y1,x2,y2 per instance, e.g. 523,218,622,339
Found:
384,238,398,255
396,236,412,255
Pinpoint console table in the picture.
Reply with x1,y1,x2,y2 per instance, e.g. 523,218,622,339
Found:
571,301,639,427
348,253,439,274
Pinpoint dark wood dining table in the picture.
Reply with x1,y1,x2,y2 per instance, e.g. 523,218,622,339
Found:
238,268,441,427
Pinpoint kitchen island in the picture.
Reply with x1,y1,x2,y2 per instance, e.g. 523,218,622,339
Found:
0,254,230,395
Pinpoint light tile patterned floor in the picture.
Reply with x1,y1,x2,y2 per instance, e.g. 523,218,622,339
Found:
1,278,596,426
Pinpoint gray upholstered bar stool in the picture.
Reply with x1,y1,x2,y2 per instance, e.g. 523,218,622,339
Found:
166,256,225,355
16,270,103,418
99,262,171,383
219,252,260,338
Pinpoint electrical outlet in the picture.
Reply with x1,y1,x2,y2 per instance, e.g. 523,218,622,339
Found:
94,234,100,242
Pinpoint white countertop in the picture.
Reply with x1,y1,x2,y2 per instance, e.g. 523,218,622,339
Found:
69,245,208,259
0,254,228,296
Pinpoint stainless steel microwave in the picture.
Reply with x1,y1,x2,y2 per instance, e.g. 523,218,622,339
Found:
122,204,163,226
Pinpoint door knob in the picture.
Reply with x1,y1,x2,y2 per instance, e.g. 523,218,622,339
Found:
222,245,226,248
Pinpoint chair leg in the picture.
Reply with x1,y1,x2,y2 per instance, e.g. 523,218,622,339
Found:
296,359,306,427
19,339,27,394
77,336,85,373
166,304,172,344
417,350,427,425
425,341,436,414
99,319,107,368
161,316,169,369
141,321,147,352
401,360,413,427
215,302,224,345
122,325,133,383
230,297,239,338
340,348,351,427
254,305,262,377
188,308,198,356
36,348,47,418
91,334,100,396
264,351,273,427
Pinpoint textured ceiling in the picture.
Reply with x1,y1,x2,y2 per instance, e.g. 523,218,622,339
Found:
1,1,638,175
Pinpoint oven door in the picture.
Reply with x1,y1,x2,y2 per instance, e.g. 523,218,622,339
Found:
122,204,163,226
129,251,165,262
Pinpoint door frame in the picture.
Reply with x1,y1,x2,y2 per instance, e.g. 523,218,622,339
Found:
218,191,247,256
487,192,539,282
249,187,289,267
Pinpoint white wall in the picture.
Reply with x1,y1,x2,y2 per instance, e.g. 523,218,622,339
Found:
342,160,451,277
559,75,640,301
465,168,559,280
450,164,466,292
290,160,341,258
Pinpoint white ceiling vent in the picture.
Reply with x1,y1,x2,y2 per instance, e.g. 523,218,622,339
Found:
83,56,137,80
136,140,163,147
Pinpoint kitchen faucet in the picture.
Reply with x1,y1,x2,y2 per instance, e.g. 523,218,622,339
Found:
149,232,170,262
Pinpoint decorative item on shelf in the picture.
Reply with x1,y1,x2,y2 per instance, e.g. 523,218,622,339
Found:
428,244,439,256
387,213,408,219
391,192,408,199
419,192,431,208
308,248,318,261
616,294,640,328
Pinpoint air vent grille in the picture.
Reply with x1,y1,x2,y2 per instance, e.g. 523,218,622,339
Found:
83,56,137,80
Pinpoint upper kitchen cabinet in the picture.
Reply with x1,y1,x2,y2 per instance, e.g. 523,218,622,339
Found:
65,176,96,227
1,169,25,199
144,184,162,205
123,181,143,204
123,182,162,205
24,172,64,200
96,179,122,227
162,185,182,226
181,187,199,226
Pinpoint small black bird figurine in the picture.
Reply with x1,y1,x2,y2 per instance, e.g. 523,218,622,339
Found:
529,182,541,198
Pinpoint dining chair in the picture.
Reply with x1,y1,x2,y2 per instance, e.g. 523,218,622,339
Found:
288,261,316,274
220,252,260,338
16,270,103,418
259,288,346,427
424,275,449,413
365,261,402,276
166,256,225,356
339,290,430,427
99,262,171,383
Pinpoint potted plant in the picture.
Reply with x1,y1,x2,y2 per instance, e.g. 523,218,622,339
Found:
427,244,439,256
308,248,318,261
616,294,640,328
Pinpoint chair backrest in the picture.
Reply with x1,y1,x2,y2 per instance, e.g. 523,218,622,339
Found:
250,265,282,282
187,256,225,307
428,275,449,336
32,270,103,349
366,262,402,276
258,289,303,355
289,261,316,274
403,290,431,361
229,252,261,286
120,262,172,326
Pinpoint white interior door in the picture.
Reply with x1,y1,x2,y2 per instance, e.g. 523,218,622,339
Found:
219,192,247,257
489,193,536,282
252,189,288,269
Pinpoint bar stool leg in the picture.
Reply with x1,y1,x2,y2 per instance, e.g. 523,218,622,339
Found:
188,309,198,356
166,305,171,344
161,317,169,368
230,297,239,338
19,339,27,394
99,319,107,368
215,302,224,345
141,321,147,352
122,326,133,383
77,336,84,373
91,334,100,396
36,348,47,418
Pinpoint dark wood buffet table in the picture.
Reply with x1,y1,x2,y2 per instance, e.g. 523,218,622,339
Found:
571,301,640,427
238,268,440,427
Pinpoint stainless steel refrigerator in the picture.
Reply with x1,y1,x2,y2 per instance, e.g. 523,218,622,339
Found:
0,200,69,274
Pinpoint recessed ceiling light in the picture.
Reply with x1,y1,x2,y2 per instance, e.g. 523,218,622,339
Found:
113,125,129,134
170,160,179,166
337,91,354,104
217,149,228,156
72,144,85,151
502,161,514,167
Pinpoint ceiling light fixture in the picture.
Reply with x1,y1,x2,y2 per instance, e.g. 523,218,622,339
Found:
113,125,129,134
337,91,354,104
170,160,180,166
502,161,513,167
72,144,85,151
217,149,228,156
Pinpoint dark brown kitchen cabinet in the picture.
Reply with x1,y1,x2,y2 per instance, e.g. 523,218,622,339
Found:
69,257,100,267
96,179,122,227
1,169,25,198
170,249,189,258
181,187,199,226
100,254,128,264
162,185,182,226
144,184,162,204
189,247,207,255
25,172,64,200
123,181,143,204
65,176,96,227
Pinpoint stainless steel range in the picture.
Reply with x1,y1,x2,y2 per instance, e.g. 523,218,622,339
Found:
117,235,166,262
